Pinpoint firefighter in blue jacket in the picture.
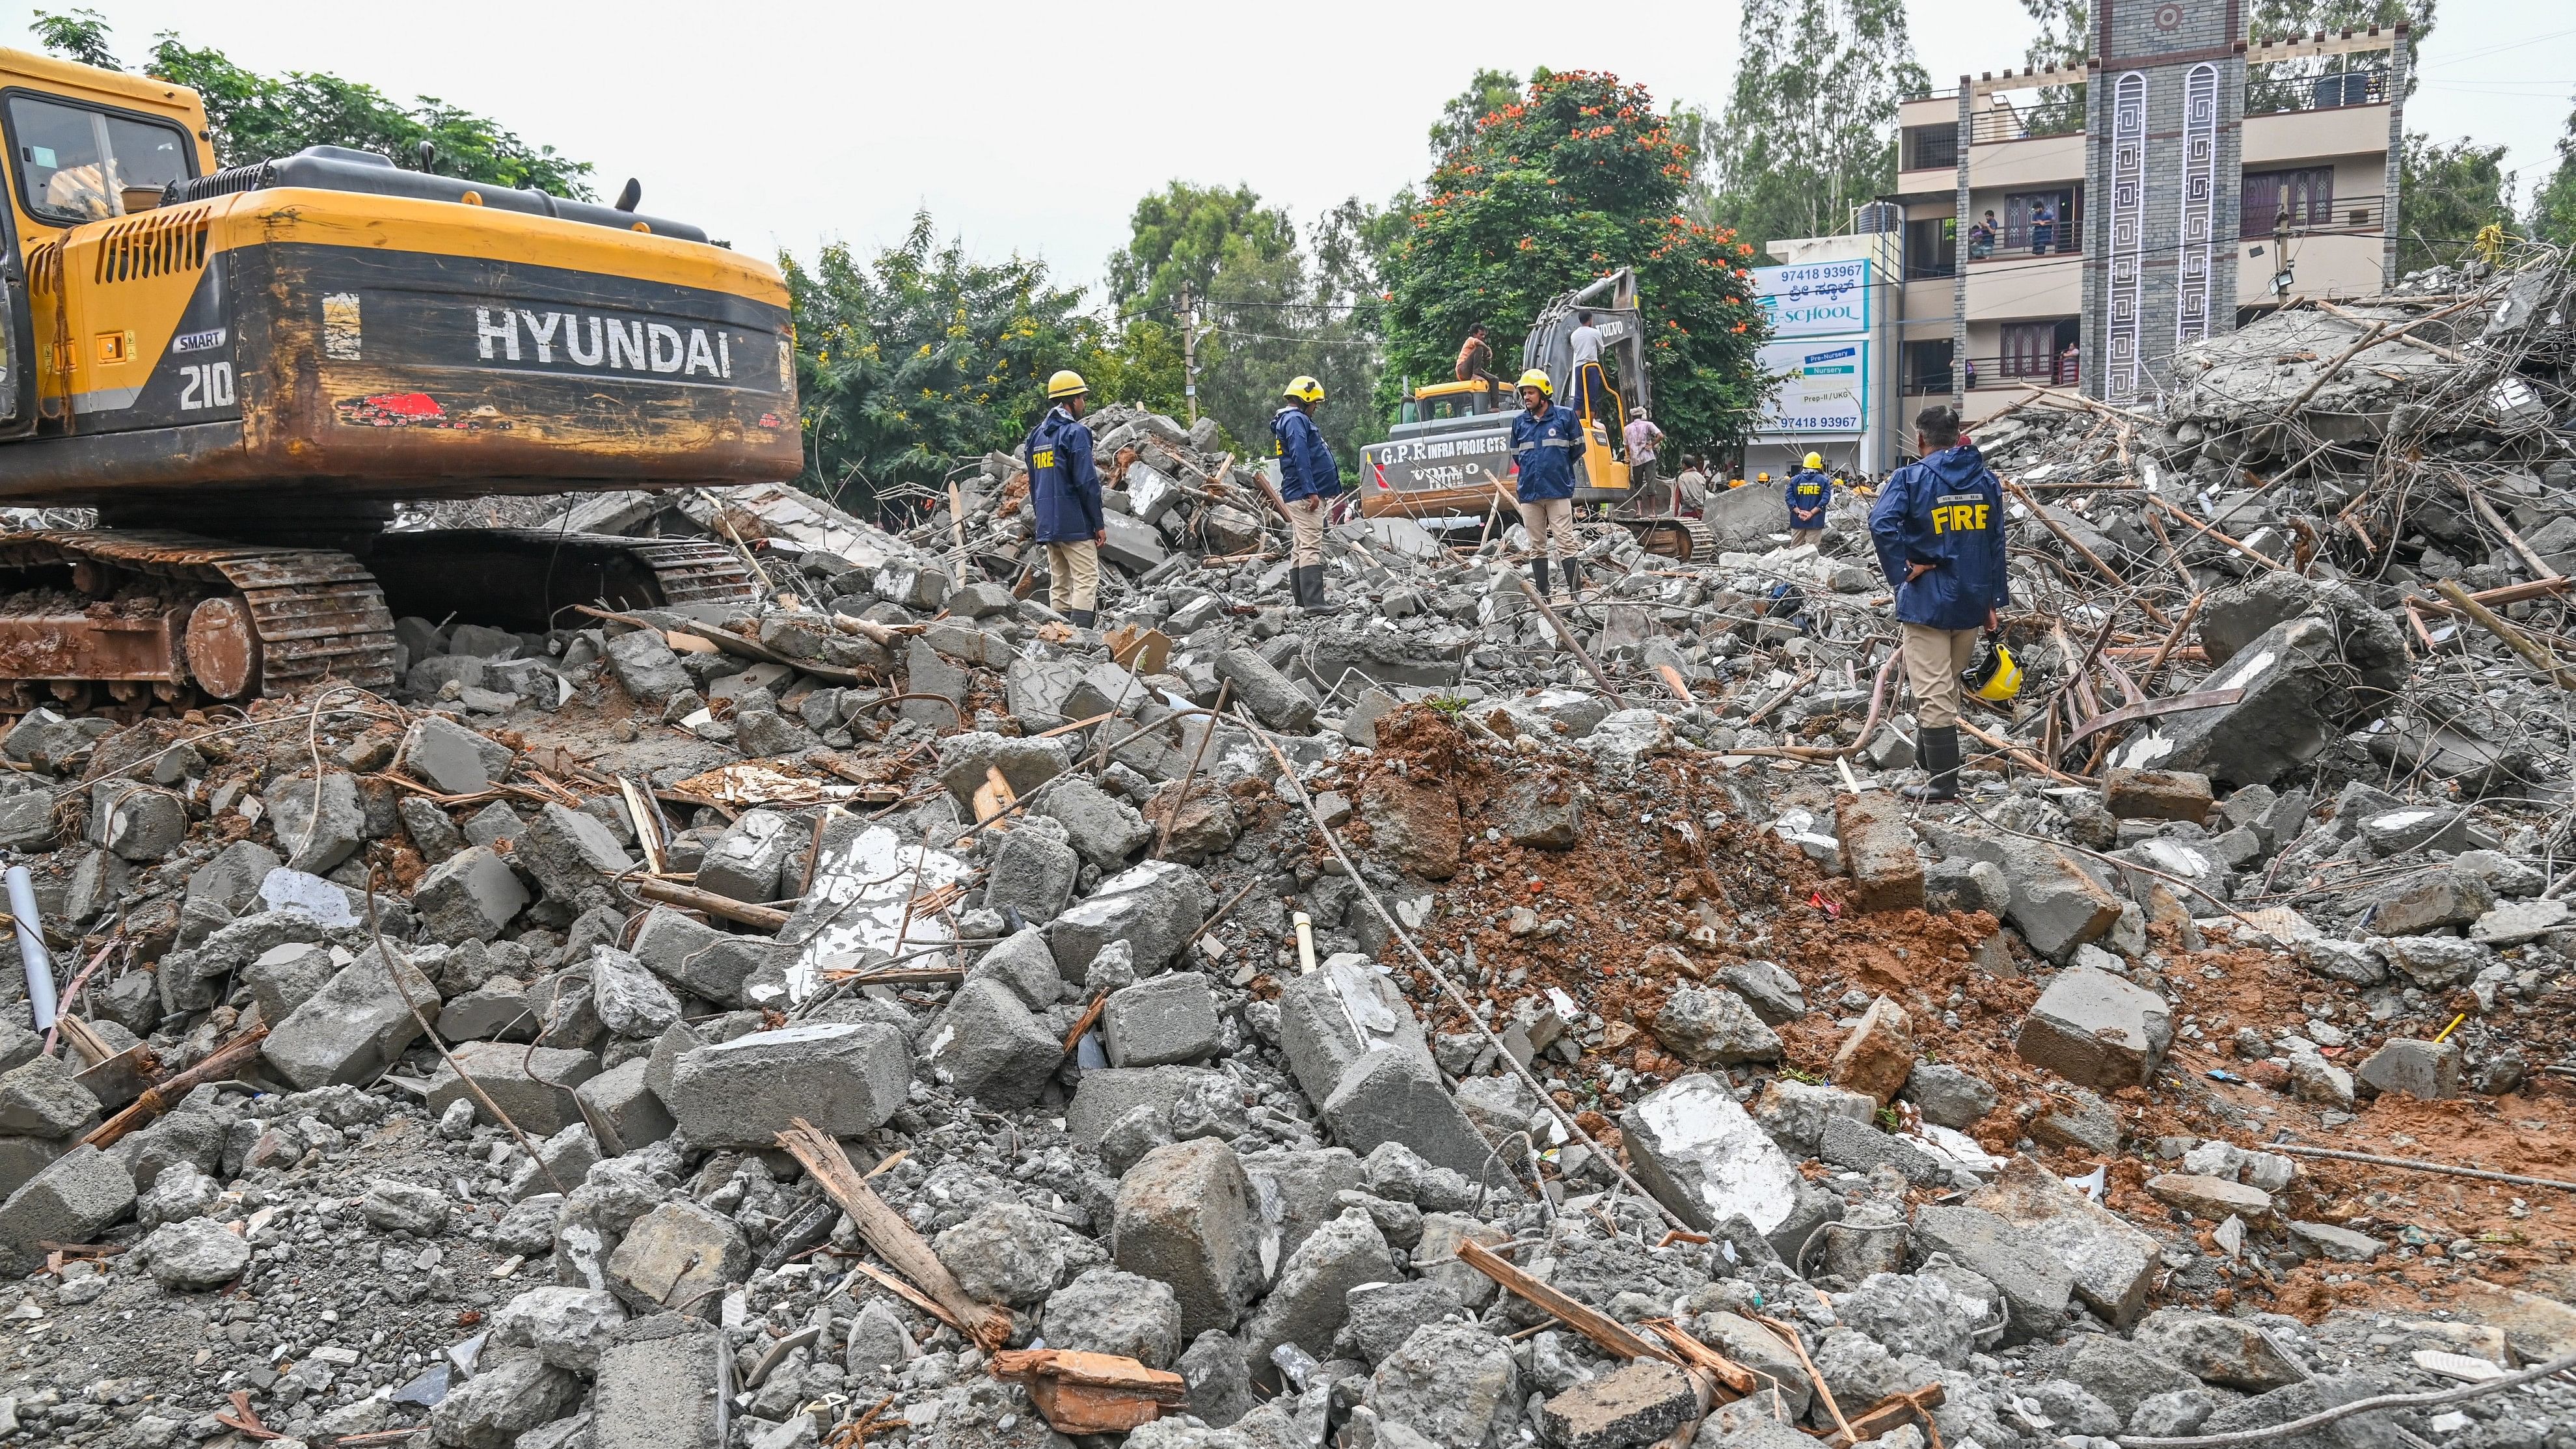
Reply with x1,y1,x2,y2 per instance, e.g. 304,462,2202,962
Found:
1027,370,1105,627
1510,368,1586,599
1869,405,2011,802
1272,376,1341,613
1786,452,1832,543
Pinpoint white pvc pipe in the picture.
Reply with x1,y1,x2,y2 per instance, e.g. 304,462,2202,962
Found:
6,867,55,1031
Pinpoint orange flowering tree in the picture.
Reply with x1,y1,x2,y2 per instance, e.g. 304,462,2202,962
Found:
1382,70,1773,453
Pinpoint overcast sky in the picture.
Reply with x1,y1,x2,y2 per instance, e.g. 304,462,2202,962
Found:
5,0,2568,305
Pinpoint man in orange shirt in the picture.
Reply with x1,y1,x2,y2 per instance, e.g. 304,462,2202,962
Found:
1454,325,1496,390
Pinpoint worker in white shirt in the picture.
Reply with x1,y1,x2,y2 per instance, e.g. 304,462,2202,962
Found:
1568,311,1611,427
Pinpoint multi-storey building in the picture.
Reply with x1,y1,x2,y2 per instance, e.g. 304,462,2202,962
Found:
1858,9,2408,433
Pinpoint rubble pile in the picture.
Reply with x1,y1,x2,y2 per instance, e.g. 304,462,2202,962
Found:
1,258,2575,1449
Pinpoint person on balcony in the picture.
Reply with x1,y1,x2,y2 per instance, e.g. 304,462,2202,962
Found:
2030,200,2057,256
1968,211,1998,260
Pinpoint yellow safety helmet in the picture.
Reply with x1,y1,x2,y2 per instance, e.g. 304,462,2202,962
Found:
1046,370,1089,399
1282,376,1325,403
1803,452,1823,469
1516,368,1553,395
1757,471,1770,482
1964,634,2024,702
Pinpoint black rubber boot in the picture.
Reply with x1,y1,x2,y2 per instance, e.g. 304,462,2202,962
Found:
1530,558,1552,598
1066,608,1096,629
1559,558,1585,603
1297,565,1333,614
1900,724,1960,803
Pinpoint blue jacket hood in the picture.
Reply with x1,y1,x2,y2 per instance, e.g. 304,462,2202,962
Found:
1919,442,1992,489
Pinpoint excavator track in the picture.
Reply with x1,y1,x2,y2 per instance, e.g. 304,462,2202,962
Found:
0,530,398,716
0,524,759,718
361,529,761,630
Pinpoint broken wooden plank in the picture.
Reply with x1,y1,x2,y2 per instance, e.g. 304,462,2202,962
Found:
1457,1238,1675,1365
2059,687,2247,753
83,1027,267,1149
1816,1383,1947,1449
1638,1320,1758,1394
630,878,791,931
776,1119,1012,1349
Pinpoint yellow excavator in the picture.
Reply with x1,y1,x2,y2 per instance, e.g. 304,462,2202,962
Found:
0,47,803,713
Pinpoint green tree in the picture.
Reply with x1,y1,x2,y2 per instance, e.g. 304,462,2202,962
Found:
2398,135,2514,272
1711,0,1929,252
1381,70,1773,457
784,213,1094,514
1102,182,1386,468
2530,91,2576,247
1430,68,1526,159
29,8,117,68
27,13,591,195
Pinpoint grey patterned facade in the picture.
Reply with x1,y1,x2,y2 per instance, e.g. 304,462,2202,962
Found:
1868,5,2406,436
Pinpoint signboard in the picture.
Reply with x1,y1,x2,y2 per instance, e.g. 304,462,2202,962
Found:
1752,258,1872,337
1757,340,1868,434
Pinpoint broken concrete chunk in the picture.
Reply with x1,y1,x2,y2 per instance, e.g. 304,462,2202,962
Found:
2014,966,2171,1089
1827,996,1914,1104
2102,768,2214,824
1113,1137,1263,1338
270,771,365,875
604,1198,749,1314
426,1042,601,1138
1046,859,1213,982
2353,1037,2460,1100
0,1143,134,1275
696,809,794,905
1103,971,1223,1067
1833,792,1923,912
413,845,530,944
604,629,692,705
403,713,514,795
1650,986,1782,1066
1538,1358,1700,1449
663,1022,910,1146
1620,1074,1810,1244
922,977,1059,1109
263,945,444,1090
1215,648,1318,733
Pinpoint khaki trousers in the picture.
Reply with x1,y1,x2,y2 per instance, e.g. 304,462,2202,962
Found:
1044,539,1100,614
1286,496,1327,567
1517,498,1578,562
1902,622,1981,729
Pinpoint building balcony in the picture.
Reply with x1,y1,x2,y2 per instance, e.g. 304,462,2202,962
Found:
1966,128,2085,189
2244,102,2393,167
1962,247,2082,320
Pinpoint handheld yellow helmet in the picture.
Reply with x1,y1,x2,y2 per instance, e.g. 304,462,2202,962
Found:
1282,375,1325,404
1046,370,1089,399
1804,452,1823,469
1515,368,1553,396
1964,634,2023,702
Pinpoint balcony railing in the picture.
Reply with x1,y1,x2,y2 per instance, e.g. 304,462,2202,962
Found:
1968,88,2087,147
1965,233,2082,261
2247,65,2389,116
2243,194,2386,240
1905,355,2082,393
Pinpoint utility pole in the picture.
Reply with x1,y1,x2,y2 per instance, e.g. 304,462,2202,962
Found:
1181,284,1199,425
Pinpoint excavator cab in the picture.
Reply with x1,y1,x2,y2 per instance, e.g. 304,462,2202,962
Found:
1517,270,1648,506
0,47,800,716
